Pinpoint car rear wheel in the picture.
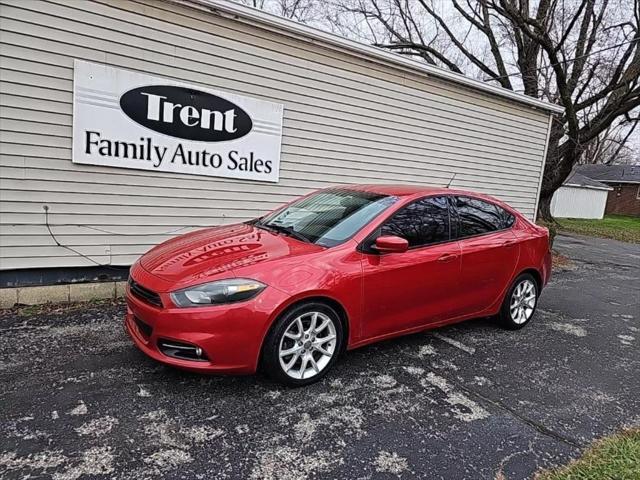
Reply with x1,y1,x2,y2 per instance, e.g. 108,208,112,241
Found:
499,273,538,330
262,302,343,386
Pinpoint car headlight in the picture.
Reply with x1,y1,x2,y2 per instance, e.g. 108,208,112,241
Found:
170,278,266,307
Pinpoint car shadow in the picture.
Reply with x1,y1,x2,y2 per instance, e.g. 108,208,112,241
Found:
131,315,503,393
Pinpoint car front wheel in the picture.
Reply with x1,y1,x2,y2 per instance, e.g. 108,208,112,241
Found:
499,273,539,330
262,302,343,386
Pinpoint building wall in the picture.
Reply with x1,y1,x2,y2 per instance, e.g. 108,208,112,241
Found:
605,184,640,217
0,0,552,271
550,186,609,219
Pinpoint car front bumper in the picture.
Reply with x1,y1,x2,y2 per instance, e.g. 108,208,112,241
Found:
124,267,287,375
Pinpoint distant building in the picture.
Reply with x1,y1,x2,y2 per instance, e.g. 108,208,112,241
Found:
551,172,612,219
577,165,640,217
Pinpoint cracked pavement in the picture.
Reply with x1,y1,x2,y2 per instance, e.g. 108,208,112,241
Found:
1,233,638,479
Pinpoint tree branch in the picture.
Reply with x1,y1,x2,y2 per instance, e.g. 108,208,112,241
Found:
373,42,463,72
580,90,640,144
496,0,579,137
416,0,509,87
554,0,590,52
479,0,513,89
609,119,638,161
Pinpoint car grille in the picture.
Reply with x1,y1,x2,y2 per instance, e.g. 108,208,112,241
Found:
129,278,162,307
134,316,152,339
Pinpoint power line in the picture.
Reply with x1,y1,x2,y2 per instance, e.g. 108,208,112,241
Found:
486,39,638,82
41,207,207,269
43,206,122,270
388,37,637,82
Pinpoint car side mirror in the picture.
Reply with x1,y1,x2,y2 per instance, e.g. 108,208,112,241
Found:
373,235,409,254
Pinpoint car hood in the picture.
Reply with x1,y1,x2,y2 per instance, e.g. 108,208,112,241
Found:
139,223,323,286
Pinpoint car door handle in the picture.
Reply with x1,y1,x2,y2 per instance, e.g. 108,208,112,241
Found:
437,253,458,262
502,240,517,247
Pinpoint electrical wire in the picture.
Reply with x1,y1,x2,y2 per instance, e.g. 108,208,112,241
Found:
41,206,192,270
484,39,638,82
77,224,197,236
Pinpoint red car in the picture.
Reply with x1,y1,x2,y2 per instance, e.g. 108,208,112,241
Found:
125,185,551,386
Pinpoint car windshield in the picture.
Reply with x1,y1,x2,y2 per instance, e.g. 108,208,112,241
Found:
256,188,398,247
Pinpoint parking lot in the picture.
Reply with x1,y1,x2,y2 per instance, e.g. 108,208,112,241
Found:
1,233,638,480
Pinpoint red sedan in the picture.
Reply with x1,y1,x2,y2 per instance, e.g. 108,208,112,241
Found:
125,185,551,386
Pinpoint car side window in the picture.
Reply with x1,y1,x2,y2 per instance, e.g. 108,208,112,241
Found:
380,196,450,248
500,209,516,229
454,196,513,238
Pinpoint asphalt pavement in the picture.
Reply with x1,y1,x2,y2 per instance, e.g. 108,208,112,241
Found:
1,233,638,479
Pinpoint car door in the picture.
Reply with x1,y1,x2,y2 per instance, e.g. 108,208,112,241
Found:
451,196,520,317
360,196,462,339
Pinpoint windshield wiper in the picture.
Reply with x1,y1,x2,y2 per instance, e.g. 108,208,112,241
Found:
262,223,312,243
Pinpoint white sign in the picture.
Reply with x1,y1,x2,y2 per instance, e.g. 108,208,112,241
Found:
73,60,283,182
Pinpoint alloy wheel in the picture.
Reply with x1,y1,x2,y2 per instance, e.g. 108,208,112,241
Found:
278,311,337,380
510,279,537,324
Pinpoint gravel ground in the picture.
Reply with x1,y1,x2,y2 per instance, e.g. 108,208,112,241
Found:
1,233,638,480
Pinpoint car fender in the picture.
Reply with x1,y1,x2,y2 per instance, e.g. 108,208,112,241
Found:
252,287,358,372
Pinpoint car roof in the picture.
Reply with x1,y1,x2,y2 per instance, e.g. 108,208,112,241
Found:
327,184,518,214
331,184,496,199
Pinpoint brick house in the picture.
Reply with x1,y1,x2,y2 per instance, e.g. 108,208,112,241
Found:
576,165,640,217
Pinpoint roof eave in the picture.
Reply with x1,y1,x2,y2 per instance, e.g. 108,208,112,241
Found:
596,180,640,185
564,183,613,191
185,0,565,115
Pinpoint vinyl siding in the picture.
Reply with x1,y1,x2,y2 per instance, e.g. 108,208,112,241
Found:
0,0,553,270
551,186,609,219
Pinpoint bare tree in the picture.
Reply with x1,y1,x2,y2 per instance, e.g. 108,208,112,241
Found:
581,111,639,164
236,0,323,22
305,0,640,220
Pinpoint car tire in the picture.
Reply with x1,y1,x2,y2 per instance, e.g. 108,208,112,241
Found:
499,273,539,330
262,302,343,387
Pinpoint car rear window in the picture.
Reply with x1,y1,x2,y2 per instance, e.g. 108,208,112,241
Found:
454,196,514,238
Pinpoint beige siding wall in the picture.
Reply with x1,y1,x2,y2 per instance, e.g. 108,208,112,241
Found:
0,0,552,270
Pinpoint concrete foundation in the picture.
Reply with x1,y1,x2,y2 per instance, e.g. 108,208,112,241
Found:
0,281,127,308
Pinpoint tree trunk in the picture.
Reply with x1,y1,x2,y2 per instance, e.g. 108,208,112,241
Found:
536,121,585,222
537,192,554,222
537,122,563,221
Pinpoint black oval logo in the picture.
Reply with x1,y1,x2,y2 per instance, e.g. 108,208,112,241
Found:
119,85,252,142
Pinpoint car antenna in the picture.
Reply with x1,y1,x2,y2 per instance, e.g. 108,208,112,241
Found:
445,172,456,188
